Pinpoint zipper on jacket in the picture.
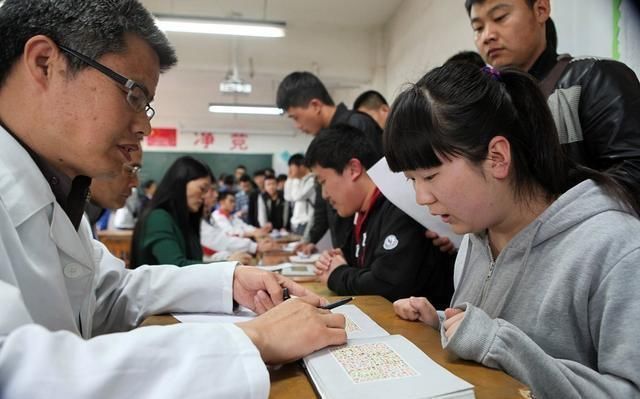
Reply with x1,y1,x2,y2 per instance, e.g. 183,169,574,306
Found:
478,239,496,306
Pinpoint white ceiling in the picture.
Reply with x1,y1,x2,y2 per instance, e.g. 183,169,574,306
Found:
141,0,404,31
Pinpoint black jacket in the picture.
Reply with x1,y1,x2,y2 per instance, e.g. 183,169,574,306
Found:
258,192,290,230
327,193,454,308
307,103,383,247
531,46,640,200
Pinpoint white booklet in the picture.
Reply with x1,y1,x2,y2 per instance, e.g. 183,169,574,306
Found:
304,305,475,399
368,157,463,248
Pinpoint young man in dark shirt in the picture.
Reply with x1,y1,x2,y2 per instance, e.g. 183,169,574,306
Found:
467,0,640,203
307,124,454,307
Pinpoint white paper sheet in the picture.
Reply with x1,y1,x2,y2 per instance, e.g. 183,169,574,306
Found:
331,304,389,340
172,307,256,324
368,157,462,248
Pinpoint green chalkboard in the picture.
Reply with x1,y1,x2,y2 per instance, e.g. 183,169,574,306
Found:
139,152,273,184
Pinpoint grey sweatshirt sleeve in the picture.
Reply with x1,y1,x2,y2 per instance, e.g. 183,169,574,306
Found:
442,298,640,399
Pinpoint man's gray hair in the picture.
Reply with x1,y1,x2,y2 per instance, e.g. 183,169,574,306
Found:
0,0,177,87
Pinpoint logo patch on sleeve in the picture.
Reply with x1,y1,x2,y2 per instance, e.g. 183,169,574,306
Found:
383,234,399,250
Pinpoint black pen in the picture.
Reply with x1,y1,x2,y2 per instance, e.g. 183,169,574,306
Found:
282,287,291,301
321,297,353,310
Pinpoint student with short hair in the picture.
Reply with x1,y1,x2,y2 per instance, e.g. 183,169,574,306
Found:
277,71,384,253
353,90,390,129
234,173,253,222
215,191,271,238
257,175,289,231
201,185,277,257
284,153,316,236
387,62,640,398
307,124,455,306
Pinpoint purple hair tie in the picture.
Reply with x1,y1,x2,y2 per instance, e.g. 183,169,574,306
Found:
482,66,501,81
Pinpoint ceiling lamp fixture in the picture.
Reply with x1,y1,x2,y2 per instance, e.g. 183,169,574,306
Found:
154,15,286,38
209,104,283,116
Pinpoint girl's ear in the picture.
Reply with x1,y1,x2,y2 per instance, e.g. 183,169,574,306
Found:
487,136,511,180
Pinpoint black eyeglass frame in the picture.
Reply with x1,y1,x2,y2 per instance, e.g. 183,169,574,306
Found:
58,44,155,120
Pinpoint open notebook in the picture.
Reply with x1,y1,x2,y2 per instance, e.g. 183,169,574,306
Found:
304,305,475,399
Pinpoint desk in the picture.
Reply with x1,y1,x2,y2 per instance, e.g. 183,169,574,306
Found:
143,295,526,398
97,229,132,267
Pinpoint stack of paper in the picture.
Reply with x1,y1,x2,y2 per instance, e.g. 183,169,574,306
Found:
303,305,475,399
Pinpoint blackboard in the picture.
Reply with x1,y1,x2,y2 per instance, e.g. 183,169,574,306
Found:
139,152,273,184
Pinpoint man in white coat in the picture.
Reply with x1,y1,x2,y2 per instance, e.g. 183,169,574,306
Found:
0,1,346,398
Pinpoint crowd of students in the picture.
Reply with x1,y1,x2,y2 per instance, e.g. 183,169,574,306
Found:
1,0,639,398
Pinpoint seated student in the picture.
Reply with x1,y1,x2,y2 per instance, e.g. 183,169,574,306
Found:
387,63,640,398
131,156,213,267
257,175,290,231
234,173,253,222
201,185,278,259
276,173,288,192
0,1,345,397
214,191,271,238
307,125,455,306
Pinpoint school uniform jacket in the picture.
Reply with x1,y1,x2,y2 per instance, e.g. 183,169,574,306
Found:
0,127,268,399
328,193,454,307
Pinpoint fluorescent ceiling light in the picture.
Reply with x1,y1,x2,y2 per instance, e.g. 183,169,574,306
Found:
155,15,286,38
209,104,284,116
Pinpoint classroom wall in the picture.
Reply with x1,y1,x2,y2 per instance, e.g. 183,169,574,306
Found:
382,0,476,102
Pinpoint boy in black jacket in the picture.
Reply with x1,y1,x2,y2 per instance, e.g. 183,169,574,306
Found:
306,124,454,308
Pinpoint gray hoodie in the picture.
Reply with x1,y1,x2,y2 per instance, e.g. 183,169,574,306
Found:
443,180,640,398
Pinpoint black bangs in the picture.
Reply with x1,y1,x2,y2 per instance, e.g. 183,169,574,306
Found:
384,85,444,173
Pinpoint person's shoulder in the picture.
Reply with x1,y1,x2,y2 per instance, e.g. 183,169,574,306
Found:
561,56,638,86
146,208,174,225
346,110,380,132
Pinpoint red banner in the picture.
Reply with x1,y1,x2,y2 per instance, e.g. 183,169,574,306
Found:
147,128,177,147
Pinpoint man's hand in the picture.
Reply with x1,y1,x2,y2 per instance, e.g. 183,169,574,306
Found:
314,249,345,284
425,230,456,254
236,298,346,364
257,238,278,253
393,297,440,329
232,266,326,313
294,242,316,255
227,251,252,264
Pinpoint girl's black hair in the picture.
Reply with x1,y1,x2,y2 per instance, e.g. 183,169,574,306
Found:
131,156,213,267
384,62,639,214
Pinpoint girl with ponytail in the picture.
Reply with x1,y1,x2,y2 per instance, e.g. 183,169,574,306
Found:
386,62,640,398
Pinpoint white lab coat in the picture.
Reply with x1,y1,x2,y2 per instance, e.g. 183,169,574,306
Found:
201,219,258,254
212,209,256,236
0,127,269,398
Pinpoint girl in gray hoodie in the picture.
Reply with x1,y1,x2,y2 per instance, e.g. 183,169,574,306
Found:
384,62,640,399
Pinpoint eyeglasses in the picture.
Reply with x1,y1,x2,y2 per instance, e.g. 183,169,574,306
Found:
58,44,155,120
124,164,141,178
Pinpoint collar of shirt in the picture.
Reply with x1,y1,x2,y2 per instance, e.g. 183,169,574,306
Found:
329,102,350,127
353,187,382,267
528,44,559,82
0,120,91,231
